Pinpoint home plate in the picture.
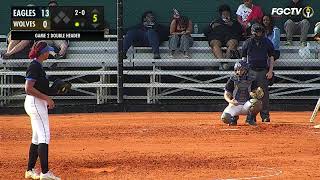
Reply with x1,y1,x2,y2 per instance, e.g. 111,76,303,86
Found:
314,124,320,129
220,128,239,131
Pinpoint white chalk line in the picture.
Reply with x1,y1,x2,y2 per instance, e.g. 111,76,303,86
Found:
220,128,240,131
214,167,282,180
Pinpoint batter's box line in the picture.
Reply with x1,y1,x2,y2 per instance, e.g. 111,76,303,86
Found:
213,166,283,180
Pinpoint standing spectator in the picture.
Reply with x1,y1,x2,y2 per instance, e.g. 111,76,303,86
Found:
262,15,281,60
204,4,242,68
236,0,263,36
46,0,69,59
123,11,166,59
169,15,193,58
1,31,34,59
284,0,310,46
241,23,275,123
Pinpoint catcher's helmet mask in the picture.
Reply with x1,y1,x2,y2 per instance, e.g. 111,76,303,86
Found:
234,61,249,77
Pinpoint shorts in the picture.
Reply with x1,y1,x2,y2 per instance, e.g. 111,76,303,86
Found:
208,33,239,47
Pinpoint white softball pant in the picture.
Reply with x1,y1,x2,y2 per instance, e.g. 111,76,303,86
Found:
24,95,50,144
222,100,252,117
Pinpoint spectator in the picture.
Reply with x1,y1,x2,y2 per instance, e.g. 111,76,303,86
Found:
204,4,242,62
236,0,263,36
1,31,34,59
46,0,68,59
169,15,193,58
242,23,275,123
123,11,167,59
284,0,310,46
262,15,280,60
315,22,320,41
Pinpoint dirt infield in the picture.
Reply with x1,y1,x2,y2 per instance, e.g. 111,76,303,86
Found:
0,112,319,180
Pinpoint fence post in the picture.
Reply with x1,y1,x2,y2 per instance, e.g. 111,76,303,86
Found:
117,0,124,104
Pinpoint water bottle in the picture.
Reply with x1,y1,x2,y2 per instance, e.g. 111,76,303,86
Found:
194,23,198,34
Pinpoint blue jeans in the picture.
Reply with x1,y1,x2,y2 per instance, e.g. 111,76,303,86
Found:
123,29,160,54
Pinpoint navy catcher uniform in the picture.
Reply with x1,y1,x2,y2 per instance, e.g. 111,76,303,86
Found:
221,61,260,126
24,41,61,180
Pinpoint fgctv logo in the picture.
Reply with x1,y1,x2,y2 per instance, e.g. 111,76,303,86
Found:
271,6,314,18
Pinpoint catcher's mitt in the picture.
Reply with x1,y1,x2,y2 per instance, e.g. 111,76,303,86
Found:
250,87,264,100
51,79,72,95
249,98,263,115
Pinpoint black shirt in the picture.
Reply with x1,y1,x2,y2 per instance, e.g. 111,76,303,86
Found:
287,0,306,22
242,37,274,69
26,60,50,95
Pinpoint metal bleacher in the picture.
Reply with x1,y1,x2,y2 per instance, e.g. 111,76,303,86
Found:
0,34,319,106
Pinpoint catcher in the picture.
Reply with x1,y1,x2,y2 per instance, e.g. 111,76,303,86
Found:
221,60,264,126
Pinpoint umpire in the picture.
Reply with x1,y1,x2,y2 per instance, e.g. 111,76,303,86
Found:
241,23,275,123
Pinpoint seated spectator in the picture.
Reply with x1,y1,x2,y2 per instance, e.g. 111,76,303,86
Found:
169,15,193,58
45,0,68,59
262,15,280,60
236,0,263,36
315,22,320,41
44,40,68,59
204,4,242,60
1,31,34,59
284,0,310,46
123,11,168,59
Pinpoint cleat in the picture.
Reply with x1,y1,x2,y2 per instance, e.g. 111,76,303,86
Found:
40,171,61,180
25,169,40,179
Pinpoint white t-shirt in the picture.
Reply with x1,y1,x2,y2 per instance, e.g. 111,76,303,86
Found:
236,4,252,22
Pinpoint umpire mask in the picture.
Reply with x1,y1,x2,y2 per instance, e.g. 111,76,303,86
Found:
251,23,265,39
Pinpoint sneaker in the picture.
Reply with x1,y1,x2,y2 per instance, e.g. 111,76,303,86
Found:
183,52,191,58
246,120,257,126
262,118,270,123
229,121,237,126
285,41,293,46
169,51,175,58
40,171,61,180
300,42,307,47
228,117,237,126
153,53,161,59
219,63,229,71
25,169,40,179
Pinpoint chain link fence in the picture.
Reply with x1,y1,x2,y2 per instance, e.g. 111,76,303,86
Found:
0,0,319,107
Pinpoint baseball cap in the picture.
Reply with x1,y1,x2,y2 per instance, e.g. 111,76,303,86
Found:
251,23,264,34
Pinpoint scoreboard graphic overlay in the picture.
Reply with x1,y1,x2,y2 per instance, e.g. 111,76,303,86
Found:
11,6,104,40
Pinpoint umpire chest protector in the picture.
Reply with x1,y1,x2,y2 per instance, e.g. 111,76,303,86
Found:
230,75,254,104
246,37,269,68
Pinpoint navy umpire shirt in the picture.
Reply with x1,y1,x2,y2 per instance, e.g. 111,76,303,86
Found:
26,60,50,95
242,37,274,69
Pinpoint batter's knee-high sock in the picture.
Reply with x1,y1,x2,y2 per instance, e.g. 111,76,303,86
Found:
38,143,49,174
27,143,38,171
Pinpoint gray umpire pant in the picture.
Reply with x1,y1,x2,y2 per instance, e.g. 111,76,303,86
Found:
169,34,193,52
249,69,270,120
284,19,310,42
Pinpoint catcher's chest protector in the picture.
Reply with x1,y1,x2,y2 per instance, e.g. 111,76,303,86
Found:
231,76,253,104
